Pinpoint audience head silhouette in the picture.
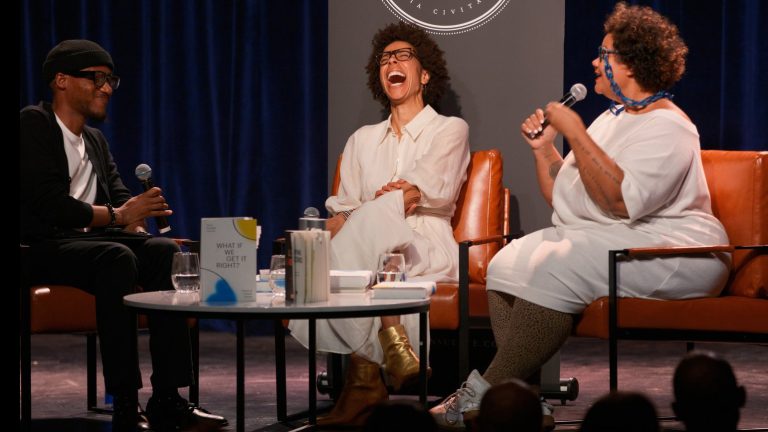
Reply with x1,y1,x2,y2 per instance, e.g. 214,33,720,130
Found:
362,400,438,432
580,391,659,432
672,351,746,432
474,379,542,432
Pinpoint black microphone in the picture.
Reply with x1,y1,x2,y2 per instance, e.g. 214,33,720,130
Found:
134,163,172,234
529,83,588,139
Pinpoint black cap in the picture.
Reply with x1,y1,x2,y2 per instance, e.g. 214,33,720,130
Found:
42,39,114,84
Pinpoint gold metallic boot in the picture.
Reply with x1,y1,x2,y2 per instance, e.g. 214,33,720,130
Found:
378,324,431,391
317,353,388,427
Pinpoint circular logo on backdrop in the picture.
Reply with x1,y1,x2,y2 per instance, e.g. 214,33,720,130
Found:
381,0,510,35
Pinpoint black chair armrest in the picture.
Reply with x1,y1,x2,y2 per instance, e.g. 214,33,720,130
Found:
455,233,518,380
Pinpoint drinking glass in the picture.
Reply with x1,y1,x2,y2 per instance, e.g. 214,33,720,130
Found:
269,254,286,297
376,253,406,284
171,252,200,293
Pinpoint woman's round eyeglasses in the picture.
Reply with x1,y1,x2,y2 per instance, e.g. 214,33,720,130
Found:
597,46,620,59
377,48,418,66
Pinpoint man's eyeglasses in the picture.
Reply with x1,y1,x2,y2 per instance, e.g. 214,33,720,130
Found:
377,48,418,66
597,46,620,58
64,70,121,90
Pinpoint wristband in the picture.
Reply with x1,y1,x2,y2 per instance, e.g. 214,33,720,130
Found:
339,210,353,221
105,203,117,227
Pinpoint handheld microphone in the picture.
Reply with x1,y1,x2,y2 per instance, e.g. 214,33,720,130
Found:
134,163,172,234
529,83,588,139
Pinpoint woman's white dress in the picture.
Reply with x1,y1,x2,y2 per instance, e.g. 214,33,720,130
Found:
487,109,730,313
290,105,470,363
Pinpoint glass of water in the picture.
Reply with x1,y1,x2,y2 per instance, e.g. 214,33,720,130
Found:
376,253,406,284
171,252,200,293
269,254,286,297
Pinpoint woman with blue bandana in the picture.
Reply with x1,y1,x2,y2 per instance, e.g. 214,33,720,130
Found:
430,3,730,430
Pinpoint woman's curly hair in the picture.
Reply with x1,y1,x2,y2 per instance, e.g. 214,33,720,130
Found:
604,2,688,92
366,21,449,109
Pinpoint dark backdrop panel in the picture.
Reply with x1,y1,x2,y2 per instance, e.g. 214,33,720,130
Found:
565,0,767,151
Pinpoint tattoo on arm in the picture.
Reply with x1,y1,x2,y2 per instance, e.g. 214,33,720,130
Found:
548,161,563,180
590,154,622,185
579,148,623,213
583,167,612,209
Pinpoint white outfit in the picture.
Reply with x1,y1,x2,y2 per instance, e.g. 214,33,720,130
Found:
290,105,470,363
487,109,730,313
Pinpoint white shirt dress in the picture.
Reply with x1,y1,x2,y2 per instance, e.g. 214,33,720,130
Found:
486,109,730,313
290,105,470,363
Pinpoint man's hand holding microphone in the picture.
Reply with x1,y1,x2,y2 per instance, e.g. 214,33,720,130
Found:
114,186,172,233
102,163,172,234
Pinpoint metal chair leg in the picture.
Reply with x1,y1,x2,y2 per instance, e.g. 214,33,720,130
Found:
20,277,32,430
87,333,98,411
190,320,200,404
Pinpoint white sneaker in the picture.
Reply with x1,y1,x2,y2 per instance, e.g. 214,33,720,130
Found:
429,370,491,429
540,398,555,416
541,398,555,431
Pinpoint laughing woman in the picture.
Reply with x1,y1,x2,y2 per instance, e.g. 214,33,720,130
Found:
289,21,470,427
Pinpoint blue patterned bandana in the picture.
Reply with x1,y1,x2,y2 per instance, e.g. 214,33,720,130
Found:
602,51,672,115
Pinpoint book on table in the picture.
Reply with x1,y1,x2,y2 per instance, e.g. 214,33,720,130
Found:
285,229,330,304
330,270,373,292
371,281,436,299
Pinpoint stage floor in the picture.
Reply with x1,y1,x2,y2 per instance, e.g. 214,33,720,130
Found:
23,329,768,431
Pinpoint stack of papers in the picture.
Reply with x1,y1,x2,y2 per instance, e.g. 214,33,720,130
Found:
371,281,436,299
331,270,373,292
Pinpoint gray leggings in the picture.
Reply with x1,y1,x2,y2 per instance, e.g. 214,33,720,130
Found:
483,290,574,386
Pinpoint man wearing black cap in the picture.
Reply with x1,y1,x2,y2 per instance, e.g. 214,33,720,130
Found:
20,39,227,431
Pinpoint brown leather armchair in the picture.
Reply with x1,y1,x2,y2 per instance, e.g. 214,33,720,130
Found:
573,149,768,390
332,149,511,390
19,239,200,428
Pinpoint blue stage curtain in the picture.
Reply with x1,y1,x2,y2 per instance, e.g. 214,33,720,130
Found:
565,0,767,151
20,0,328,264
20,0,328,333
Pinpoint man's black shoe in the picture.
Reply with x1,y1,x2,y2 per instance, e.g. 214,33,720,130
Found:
112,396,151,432
146,394,228,431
